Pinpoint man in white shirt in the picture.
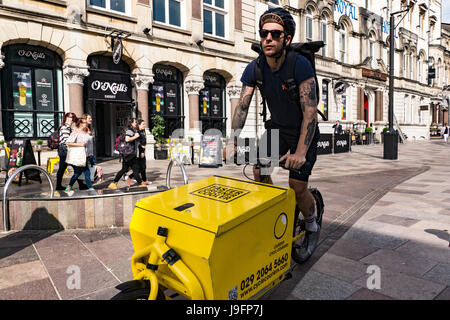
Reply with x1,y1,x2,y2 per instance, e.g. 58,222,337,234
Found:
441,123,449,143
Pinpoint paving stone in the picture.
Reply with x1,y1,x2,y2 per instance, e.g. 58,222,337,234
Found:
341,226,409,250
327,238,382,261
83,235,134,265
360,249,438,277
0,245,39,269
422,264,450,286
434,287,450,300
291,270,360,300
75,285,121,300
312,253,369,283
45,259,120,300
390,188,429,195
0,260,48,290
347,288,394,300
370,214,420,227
352,267,445,300
0,278,59,300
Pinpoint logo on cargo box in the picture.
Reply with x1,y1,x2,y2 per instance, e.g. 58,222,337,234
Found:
274,213,288,239
190,184,250,203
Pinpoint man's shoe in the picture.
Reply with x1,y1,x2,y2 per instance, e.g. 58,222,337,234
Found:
56,185,65,191
108,182,118,190
297,225,321,262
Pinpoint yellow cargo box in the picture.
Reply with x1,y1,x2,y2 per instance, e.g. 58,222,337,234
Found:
130,175,296,300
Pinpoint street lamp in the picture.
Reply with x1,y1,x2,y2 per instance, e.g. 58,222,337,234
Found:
383,4,411,160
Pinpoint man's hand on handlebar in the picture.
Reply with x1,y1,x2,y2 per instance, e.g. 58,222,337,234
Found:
279,152,306,170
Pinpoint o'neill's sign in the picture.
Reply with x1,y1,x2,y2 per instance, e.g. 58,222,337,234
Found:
87,71,132,102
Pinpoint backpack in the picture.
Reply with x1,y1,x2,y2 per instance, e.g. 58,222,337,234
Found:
48,131,60,149
114,136,121,151
116,136,135,158
251,41,327,123
445,126,449,135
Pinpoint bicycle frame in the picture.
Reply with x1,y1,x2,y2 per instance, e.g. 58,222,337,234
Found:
130,227,205,300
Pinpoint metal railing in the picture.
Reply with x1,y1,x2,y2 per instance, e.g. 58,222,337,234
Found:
2,165,54,232
165,159,188,190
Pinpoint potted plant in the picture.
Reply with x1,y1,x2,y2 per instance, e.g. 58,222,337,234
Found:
0,139,4,149
36,139,44,150
151,115,167,159
364,127,373,144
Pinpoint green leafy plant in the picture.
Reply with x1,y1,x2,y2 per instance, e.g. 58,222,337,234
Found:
365,127,373,133
151,115,166,147
382,127,389,133
36,139,44,145
0,139,4,145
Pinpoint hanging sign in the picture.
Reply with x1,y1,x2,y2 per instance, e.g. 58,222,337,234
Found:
112,37,123,65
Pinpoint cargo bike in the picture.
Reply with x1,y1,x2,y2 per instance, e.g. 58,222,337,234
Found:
112,158,324,300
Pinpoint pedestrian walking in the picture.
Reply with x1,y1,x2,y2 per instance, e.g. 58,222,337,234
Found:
108,118,146,189
441,123,449,142
65,117,96,194
126,119,151,186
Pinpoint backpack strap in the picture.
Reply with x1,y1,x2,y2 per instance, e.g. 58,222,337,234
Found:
254,54,268,123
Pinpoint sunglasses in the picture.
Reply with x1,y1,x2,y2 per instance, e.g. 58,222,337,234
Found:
259,29,285,39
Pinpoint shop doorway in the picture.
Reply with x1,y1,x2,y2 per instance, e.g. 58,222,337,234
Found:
94,102,132,159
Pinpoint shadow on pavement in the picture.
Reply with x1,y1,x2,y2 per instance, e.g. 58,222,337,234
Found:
0,208,63,264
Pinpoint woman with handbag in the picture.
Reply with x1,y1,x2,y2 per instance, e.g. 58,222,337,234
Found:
65,118,95,193
55,112,76,190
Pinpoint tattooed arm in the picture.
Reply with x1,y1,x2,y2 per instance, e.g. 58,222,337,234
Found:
223,85,255,160
231,85,255,133
280,77,318,169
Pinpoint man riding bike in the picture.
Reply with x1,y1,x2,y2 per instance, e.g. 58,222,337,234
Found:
224,7,321,260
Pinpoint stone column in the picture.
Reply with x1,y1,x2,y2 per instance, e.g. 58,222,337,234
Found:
63,65,90,117
133,73,154,160
133,73,154,126
227,85,241,124
185,79,204,140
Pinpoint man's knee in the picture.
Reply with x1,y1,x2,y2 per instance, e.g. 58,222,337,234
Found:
289,179,309,199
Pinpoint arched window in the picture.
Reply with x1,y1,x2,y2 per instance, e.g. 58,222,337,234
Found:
199,71,226,137
305,8,313,42
338,23,346,63
320,14,327,56
1,44,64,140
369,32,377,68
150,64,184,138
429,57,435,86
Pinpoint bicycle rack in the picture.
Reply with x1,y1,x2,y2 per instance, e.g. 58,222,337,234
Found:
165,159,189,189
2,165,55,232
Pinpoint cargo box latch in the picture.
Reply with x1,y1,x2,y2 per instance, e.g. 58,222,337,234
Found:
174,203,195,212
162,249,180,265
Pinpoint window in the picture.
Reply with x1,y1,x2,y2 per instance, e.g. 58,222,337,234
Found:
153,0,184,27
321,80,329,120
402,49,407,77
1,45,64,140
89,0,131,15
269,0,280,4
306,8,313,42
320,14,327,56
409,53,413,80
369,32,376,68
339,23,346,63
204,0,227,38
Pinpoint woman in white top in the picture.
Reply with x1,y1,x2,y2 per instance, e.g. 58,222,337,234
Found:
65,118,95,193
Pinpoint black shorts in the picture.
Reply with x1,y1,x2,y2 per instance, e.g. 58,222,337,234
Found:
258,123,320,182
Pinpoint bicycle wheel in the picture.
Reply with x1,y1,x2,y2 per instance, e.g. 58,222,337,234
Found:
291,188,325,264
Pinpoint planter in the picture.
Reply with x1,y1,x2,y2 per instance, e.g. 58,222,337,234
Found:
154,148,168,160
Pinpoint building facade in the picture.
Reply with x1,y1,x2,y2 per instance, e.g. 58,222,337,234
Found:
0,0,446,160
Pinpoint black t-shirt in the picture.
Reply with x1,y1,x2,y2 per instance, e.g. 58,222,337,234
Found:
241,54,315,129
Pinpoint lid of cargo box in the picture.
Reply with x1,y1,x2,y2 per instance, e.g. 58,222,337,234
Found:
135,175,291,235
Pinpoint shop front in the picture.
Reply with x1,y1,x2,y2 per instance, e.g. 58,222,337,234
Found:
0,44,64,140
84,55,133,158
